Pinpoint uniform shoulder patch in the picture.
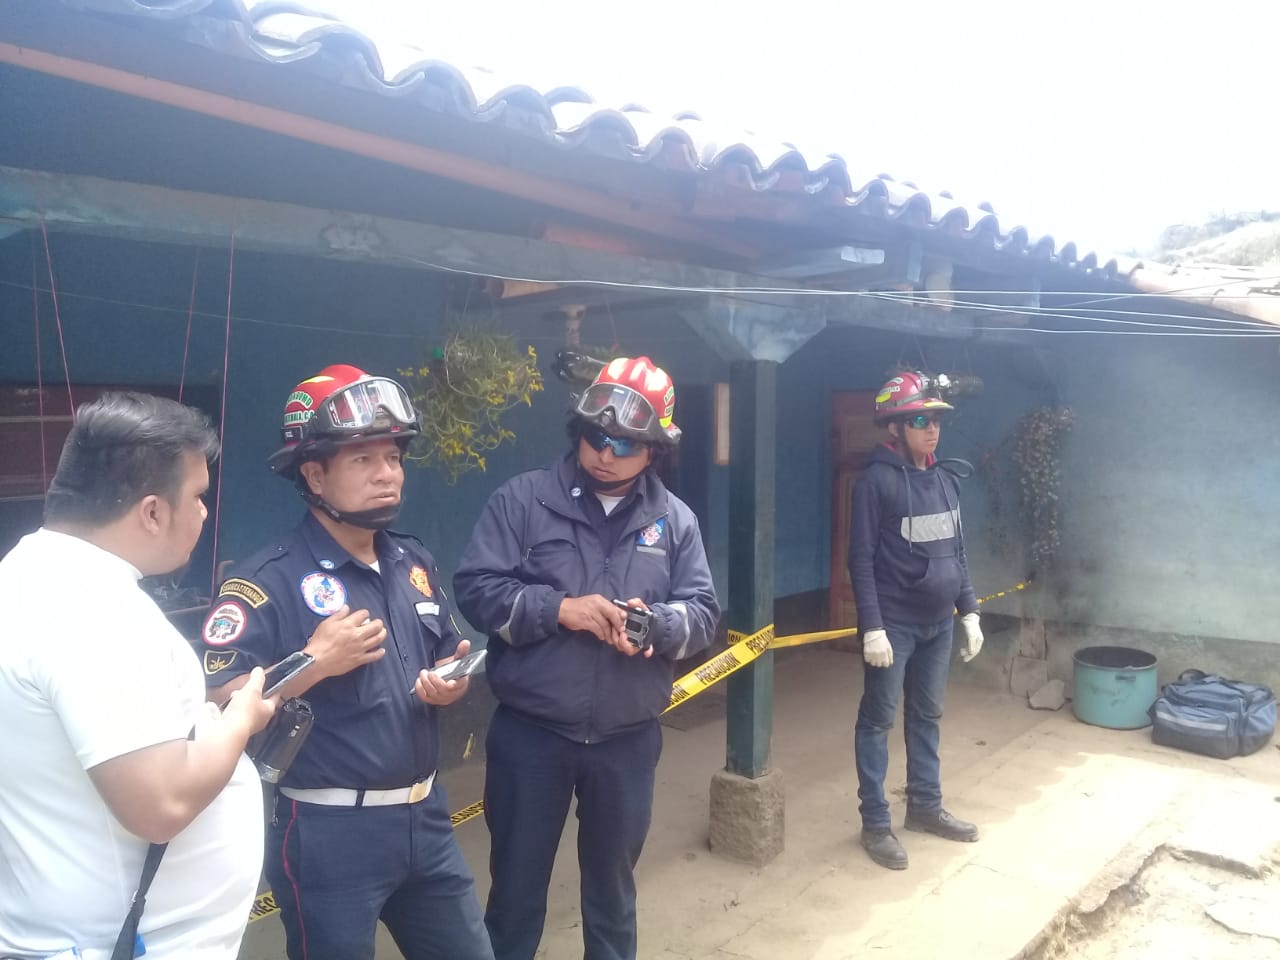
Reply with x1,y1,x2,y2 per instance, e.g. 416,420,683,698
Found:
218,577,270,608
204,649,239,676
203,600,247,646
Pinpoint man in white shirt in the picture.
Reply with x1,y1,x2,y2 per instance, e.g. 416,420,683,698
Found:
0,393,277,960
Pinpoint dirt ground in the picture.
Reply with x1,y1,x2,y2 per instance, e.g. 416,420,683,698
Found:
239,647,1280,959
1032,848,1280,960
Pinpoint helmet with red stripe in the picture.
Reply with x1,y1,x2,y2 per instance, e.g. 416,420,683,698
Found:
573,356,681,446
268,364,420,476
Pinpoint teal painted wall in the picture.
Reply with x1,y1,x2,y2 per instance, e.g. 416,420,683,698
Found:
0,234,733,639
1030,336,1280,645
9,230,1273,649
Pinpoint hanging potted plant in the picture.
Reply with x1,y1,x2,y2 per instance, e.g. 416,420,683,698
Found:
398,314,544,483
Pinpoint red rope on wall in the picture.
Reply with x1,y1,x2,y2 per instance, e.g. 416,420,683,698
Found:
178,249,201,403
210,212,237,601
39,221,75,422
31,244,48,492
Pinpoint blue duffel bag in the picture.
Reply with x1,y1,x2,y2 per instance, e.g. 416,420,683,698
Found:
1150,670,1276,759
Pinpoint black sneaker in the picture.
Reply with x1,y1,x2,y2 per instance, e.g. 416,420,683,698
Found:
860,829,909,870
904,808,979,842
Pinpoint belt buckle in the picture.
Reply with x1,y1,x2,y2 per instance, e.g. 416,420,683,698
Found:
408,779,430,803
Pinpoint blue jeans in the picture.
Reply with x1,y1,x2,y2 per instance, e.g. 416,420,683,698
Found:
266,784,493,960
484,706,662,960
855,617,956,831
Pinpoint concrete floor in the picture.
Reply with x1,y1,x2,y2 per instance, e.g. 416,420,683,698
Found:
239,646,1280,959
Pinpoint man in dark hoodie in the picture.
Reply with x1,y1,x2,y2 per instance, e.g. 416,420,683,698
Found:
454,356,719,960
847,371,984,870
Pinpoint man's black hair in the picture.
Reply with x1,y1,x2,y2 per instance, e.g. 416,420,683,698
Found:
44,392,219,527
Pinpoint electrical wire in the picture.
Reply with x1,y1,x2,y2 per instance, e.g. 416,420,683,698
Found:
9,262,1280,343
847,288,1280,335
390,251,1280,308
388,253,1280,334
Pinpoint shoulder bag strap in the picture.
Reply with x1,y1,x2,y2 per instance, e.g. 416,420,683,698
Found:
110,840,167,960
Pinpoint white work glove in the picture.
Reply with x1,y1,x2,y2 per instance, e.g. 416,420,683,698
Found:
960,612,984,662
862,628,893,668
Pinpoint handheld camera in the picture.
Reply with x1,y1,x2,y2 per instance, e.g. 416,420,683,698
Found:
612,599,653,649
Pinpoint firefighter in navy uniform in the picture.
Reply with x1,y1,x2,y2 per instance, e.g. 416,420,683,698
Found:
198,364,493,960
454,356,720,960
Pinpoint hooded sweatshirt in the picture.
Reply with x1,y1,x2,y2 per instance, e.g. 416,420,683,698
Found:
847,442,979,629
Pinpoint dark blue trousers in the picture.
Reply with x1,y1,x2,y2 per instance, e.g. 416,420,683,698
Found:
855,616,956,831
265,783,493,960
483,706,662,960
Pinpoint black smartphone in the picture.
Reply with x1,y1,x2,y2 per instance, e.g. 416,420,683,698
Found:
262,651,316,698
611,599,652,648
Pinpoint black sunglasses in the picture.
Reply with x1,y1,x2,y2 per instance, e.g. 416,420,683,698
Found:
583,426,648,458
904,414,944,430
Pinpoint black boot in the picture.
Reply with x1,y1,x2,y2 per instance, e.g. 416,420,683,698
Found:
904,808,979,842
860,829,909,870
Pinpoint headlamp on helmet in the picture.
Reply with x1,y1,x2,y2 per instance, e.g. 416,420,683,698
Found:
873,371,956,425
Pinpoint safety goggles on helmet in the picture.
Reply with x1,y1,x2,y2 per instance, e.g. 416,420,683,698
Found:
574,382,657,433
313,378,417,436
582,425,648,459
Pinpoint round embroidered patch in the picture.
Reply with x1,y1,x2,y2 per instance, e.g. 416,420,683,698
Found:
300,571,347,616
203,600,247,646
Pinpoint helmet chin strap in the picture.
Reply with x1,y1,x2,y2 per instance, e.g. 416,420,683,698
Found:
302,490,400,530
583,473,636,493
577,458,641,493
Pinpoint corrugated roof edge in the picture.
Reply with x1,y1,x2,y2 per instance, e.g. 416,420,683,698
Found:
60,0,1140,278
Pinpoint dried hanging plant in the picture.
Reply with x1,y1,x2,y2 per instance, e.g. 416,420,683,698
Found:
1010,407,1075,566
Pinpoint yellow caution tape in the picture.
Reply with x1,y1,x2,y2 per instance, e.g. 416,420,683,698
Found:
249,891,279,922
450,799,486,828
667,580,1029,706
664,623,774,711
250,580,1028,924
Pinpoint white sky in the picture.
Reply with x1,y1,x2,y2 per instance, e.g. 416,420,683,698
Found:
331,0,1278,255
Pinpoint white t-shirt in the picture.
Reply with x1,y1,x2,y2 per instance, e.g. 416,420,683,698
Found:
595,493,624,516
0,529,264,960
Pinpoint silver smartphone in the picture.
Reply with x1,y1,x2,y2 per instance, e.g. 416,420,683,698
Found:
262,651,316,697
430,648,487,682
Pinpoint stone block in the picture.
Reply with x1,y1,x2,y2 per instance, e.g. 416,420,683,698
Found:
1010,656,1050,697
709,767,785,865
1028,679,1066,711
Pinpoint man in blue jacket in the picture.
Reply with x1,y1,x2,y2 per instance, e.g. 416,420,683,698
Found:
847,371,984,871
454,356,719,960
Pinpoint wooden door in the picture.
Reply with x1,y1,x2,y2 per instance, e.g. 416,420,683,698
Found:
829,391,882,630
